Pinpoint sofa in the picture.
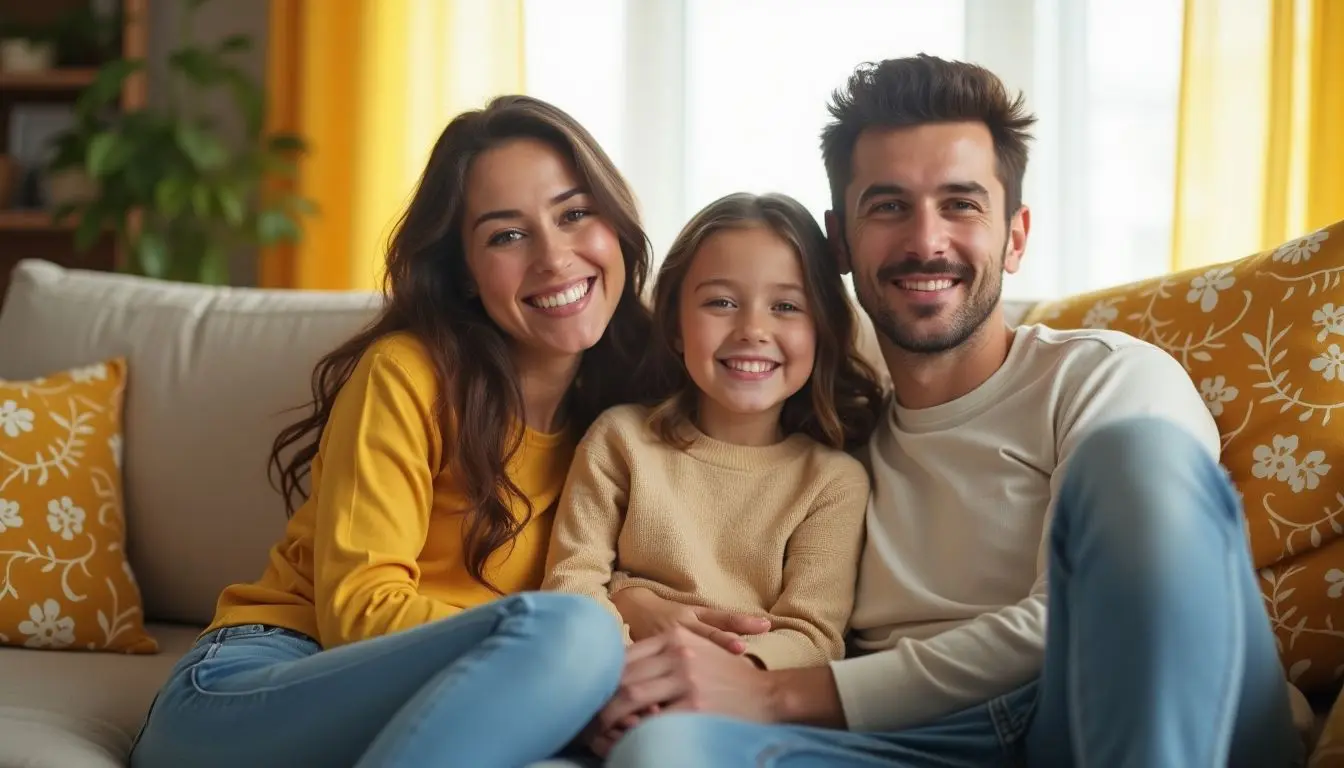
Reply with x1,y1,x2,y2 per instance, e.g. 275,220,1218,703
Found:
0,252,1336,767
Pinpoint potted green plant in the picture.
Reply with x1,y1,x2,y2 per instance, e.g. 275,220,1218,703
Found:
46,0,312,284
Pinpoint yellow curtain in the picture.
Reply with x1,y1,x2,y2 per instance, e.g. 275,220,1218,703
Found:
260,0,526,291
1171,0,1344,270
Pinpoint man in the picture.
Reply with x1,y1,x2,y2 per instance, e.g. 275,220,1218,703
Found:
595,55,1304,767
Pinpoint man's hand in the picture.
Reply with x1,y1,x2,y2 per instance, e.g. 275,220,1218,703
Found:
611,586,770,655
597,627,780,733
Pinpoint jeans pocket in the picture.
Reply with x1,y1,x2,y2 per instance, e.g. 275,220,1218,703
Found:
191,625,319,696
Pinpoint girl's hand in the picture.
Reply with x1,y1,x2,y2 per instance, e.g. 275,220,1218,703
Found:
584,704,660,758
611,586,770,655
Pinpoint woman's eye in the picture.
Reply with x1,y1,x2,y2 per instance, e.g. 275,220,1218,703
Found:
487,230,523,247
562,208,592,224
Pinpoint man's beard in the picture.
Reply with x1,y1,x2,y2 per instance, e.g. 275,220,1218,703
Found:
856,237,1007,356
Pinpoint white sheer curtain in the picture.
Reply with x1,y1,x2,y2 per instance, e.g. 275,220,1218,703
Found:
523,0,1184,301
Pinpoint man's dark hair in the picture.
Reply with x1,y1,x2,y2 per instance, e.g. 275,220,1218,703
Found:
821,54,1037,223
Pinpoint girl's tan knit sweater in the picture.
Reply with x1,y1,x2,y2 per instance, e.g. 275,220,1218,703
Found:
542,404,870,669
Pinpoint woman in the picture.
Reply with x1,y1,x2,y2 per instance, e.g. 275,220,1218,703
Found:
129,95,653,768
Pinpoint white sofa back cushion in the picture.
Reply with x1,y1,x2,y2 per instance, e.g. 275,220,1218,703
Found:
0,260,380,625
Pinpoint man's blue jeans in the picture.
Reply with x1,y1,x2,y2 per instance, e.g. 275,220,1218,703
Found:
128,592,622,767
606,417,1306,767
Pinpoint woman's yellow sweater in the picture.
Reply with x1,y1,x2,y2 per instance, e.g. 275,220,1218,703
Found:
206,332,575,647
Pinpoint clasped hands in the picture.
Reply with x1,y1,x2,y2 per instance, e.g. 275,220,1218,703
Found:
582,587,776,757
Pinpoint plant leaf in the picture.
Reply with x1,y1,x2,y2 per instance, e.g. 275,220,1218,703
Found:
85,132,127,178
191,184,213,218
75,59,145,120
135,232,170,278
215,184,246,227
257,210,300,243
222,69,264,137
73,207,107,252
218,34,252,53
175,124,229,171
267,133,307,154
154,177,192,219
198,245,230,285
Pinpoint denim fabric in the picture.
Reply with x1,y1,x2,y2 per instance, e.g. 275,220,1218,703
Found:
128,592,622,768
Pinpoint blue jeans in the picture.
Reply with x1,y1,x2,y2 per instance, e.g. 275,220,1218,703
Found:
129,592,622,768
606,417,1306,767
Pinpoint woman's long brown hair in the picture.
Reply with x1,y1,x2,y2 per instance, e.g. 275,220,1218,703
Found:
643,192,885,452
269,96,653,591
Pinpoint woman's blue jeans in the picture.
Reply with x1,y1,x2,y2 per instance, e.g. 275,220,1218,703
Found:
128,592,623,767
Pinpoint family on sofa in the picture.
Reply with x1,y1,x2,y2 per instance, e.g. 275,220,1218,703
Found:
123,54,1305,767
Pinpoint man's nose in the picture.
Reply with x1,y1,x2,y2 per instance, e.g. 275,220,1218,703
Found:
902,205,951,259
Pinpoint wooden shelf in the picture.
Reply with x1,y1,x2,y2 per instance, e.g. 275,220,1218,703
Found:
0,209,71,231
0,68,98,93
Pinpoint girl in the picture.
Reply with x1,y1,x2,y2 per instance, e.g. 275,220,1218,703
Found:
129,96,653,768
542,192,885,719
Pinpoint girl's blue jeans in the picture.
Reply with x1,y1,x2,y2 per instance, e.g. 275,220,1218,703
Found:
128,591,622,767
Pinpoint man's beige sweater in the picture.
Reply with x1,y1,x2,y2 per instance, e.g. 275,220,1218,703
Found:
542,404,870,670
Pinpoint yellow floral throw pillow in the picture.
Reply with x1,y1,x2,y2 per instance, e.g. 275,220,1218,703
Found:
0,358,157,653
1026,219,1344,693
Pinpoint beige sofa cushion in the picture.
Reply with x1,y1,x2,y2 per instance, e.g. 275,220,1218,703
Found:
0,622,201,767
0,260,380,626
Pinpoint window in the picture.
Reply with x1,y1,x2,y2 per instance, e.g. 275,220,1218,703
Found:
682,0,965,229
523,0,1185,301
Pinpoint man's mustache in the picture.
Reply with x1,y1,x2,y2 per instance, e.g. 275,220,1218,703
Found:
875,259,975,283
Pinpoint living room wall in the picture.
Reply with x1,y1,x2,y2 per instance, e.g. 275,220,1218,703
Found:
147,0,268,287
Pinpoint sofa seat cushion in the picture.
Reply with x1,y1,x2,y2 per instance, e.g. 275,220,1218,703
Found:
0,622,201,767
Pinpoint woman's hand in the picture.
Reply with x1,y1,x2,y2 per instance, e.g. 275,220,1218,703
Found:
611,586,770,655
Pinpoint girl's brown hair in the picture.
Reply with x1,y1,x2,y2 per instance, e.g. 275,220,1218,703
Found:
269,95,653,590
643,192,885,452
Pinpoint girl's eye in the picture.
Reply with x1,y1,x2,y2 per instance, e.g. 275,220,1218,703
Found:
487,230,523,247
774,301,803,313
704,298,736,309
562,208,592,224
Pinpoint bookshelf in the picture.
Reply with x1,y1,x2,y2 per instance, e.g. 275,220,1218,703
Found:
0,0,146,309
